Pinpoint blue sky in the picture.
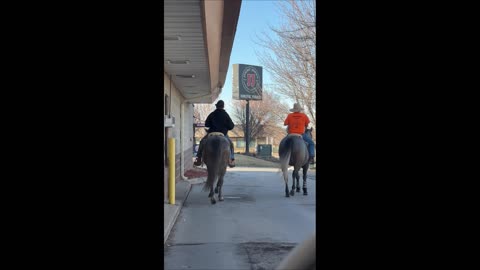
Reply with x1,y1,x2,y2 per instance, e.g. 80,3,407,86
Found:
217,0,283,114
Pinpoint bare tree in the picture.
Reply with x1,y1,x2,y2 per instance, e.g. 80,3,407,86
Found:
193,103,215,138
254,0,316,127
193,103,215,124
232,90,290,143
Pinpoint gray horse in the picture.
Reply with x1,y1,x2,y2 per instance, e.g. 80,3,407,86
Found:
201,132,231,204
279,128,312,197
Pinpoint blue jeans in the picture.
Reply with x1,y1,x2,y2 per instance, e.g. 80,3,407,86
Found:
302,133,315,158
225,135,235,160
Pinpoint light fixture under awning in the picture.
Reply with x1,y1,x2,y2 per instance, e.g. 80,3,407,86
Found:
176,74,196,78
164,35,182,41
167,60,190,64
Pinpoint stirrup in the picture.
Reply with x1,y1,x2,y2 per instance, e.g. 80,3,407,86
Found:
194,158,202,166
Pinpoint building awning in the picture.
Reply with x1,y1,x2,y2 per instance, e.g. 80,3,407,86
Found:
164,0,242,103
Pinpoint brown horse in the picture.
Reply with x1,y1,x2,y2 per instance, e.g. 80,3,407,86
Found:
279,129,312,197
200,132,231,204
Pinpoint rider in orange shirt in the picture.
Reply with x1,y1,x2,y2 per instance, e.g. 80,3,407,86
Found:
284,103,315,164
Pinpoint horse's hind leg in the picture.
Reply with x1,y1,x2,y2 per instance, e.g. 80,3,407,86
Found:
214,173,223,194
208,185,214,198
206,174,215,198
283,169,290,197
217,167,227,201
210,185,216,204
214,173,222,193
296,172,301,193
217,175,224,201
290,170,298,196
208,177,217,204
302,164,309,195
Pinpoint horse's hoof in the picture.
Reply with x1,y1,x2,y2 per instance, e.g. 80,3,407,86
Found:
211,199,216,204
219,196,224,201
303,192,308,196
290,190,295,196
296,188,300,192
286,193,290,197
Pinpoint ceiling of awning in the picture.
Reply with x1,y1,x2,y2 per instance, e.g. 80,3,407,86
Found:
164,0,211,102
164,0,242,104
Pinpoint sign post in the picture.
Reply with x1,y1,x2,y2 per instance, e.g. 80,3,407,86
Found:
232,64,263,154
245,99,250,153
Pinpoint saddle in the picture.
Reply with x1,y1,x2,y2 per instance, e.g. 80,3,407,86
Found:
286,133,307,146
208,132,224,137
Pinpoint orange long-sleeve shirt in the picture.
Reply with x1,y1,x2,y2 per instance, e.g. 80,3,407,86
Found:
284,112,310,134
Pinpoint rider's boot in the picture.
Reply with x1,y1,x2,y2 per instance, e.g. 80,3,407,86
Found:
309,156,315,164
194,157,202,166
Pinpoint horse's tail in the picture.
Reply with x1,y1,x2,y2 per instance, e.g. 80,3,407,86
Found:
202,137,228,192
203,165,217,192
279,136,293,176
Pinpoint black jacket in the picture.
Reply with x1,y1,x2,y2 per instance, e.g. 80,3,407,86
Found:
205,108,234,136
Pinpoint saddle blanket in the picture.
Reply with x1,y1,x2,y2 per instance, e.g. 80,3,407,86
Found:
208,132,224,137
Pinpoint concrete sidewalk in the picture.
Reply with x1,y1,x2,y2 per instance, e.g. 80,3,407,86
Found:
234,154,316,170
164,177,206,244
164,162,316,244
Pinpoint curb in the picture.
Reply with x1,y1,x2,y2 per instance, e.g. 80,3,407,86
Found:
164,182,191,244
187,176,207,185
164,177,206,245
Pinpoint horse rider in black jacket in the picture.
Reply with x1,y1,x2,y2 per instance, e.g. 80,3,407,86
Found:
194,100,236,168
